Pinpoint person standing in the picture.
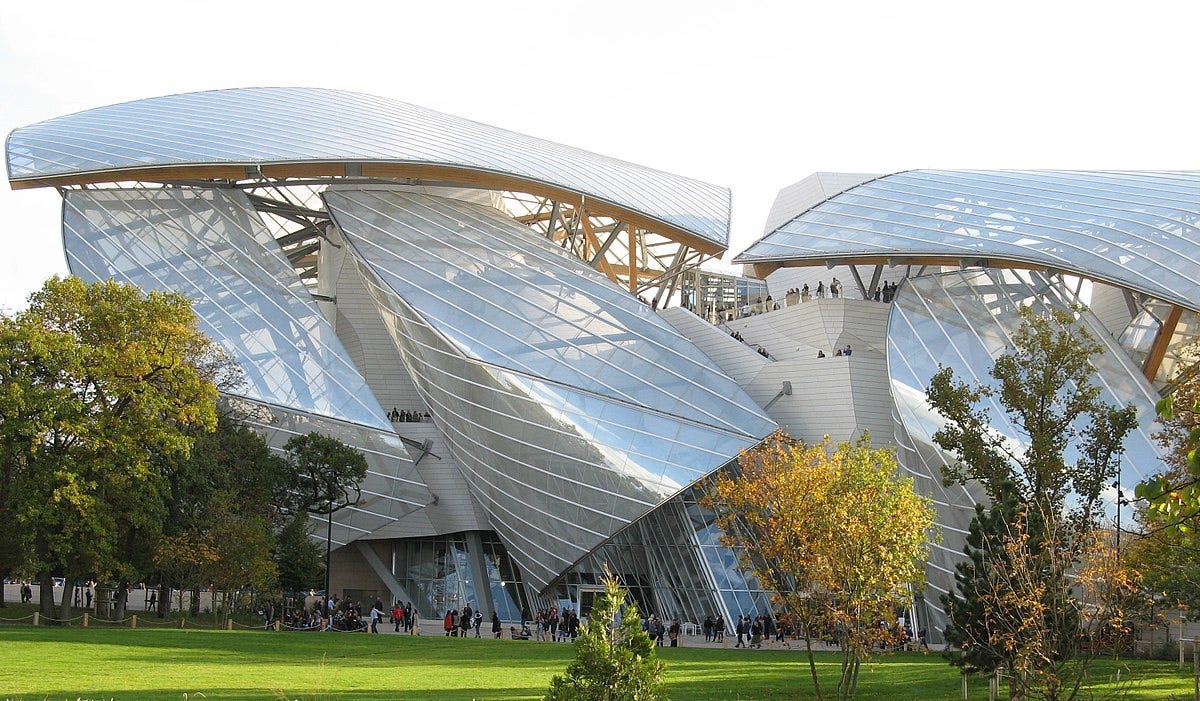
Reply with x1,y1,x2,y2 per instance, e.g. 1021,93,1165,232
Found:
492,611,502,638
735,614,746,648
369,603,383,634
669,619,680,647
392,602,403,633
474,610,483,637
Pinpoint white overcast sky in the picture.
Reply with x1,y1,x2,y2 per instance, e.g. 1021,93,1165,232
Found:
2,1,1199,312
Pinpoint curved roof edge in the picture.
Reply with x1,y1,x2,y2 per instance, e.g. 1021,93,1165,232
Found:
735,169,1200,313
6,87,731,253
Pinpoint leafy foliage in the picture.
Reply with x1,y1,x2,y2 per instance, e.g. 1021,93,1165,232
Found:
544,569,666,701
0,277,229,617
282,432,368,515
928,305,1138,701
1135,364,1200,538
706,430,936,701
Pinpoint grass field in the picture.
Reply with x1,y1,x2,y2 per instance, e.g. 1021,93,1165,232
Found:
0,625,1193,700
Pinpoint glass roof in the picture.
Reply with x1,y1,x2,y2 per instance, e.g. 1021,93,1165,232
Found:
736,170,1200,311
7,87,730,248
62,186,395,432
324,187,775,441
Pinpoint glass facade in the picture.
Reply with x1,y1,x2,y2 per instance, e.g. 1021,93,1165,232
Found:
324,188,774,589
561,481,771,628
389,531,537,621
737,170,1200,312
62,187,393,432
886,269,1166,633
60,187,433,543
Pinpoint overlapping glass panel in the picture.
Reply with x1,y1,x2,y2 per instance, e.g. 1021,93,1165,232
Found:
323,188,773,439
886,269,1166,633
327,189,773,589
61,187,433,540
233,398,432,545
7,87,730,247
737,170,1200,311
62,186,393,431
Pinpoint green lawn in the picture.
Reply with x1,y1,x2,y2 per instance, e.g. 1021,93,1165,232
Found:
0,625,1192,700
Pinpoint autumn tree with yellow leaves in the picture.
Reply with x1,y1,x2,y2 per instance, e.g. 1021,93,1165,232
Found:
706,430,937,701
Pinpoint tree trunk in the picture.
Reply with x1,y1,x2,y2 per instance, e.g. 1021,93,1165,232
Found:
58,578,74,625
38,570,54,619
113,582,128,622
189,585,201,617
804,633,825,700
157,582,171,618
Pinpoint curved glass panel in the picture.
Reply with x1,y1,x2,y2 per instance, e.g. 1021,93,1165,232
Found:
331,190,771,589
886,269,1166,633
235,399,433,544
737,170,1200,311
62,186,394,431
8,87,729,247
324,188,774,440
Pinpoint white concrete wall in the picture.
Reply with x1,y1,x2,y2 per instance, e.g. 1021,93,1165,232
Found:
665,299,896,446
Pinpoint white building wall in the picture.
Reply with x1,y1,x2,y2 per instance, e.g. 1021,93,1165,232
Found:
320,226,491,537
663,299,895,446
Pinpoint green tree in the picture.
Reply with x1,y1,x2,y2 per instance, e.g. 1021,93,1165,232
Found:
928,305,1138,700
0,277,228,621
282,432,368,516
1135,354,1200,539
544,568,666,701
276,512,325,593
706,430,936,701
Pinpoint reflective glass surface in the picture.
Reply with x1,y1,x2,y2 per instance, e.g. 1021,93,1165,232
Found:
329,189,773,589
737,170,1200,311
8,87,730,247
230,398,432,546
325,188,774,439
62,187,393,431
565,482,771,628
886,269,1166,632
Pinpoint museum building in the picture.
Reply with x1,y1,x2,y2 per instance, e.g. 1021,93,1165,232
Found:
7,88,1195,636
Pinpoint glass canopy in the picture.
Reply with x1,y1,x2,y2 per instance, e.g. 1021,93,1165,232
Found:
738,170,1200,312
8,87,730,248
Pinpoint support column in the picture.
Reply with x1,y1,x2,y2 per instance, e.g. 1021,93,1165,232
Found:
353,541,420,610
628,226,638,294
465,531,496,620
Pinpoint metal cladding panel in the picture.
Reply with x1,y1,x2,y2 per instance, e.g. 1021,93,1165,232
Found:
323,188,774,440
8,87,730,248
61,187,433,536
326,189,772,589
737,170,1200,311
885,269,1165,628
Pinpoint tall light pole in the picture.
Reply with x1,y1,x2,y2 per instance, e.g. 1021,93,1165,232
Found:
324,501,333,620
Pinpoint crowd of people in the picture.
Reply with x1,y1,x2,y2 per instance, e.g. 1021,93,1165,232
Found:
388,407,430,423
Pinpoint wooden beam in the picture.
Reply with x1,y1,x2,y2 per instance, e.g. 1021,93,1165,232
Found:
1143,305,1184,382
628,226,638,294
579,213,620,283
11,160,727,256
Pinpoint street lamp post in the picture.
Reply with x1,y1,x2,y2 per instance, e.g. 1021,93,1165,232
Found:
324,502,333,621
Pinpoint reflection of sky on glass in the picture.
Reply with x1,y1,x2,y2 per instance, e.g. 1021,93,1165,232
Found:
887,269,1165,526
738,170,1200,312
62,187,392,431
325,188,774,440
9,87,730,247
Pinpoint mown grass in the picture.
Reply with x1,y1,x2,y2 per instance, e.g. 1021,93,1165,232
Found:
0,625,1193,700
